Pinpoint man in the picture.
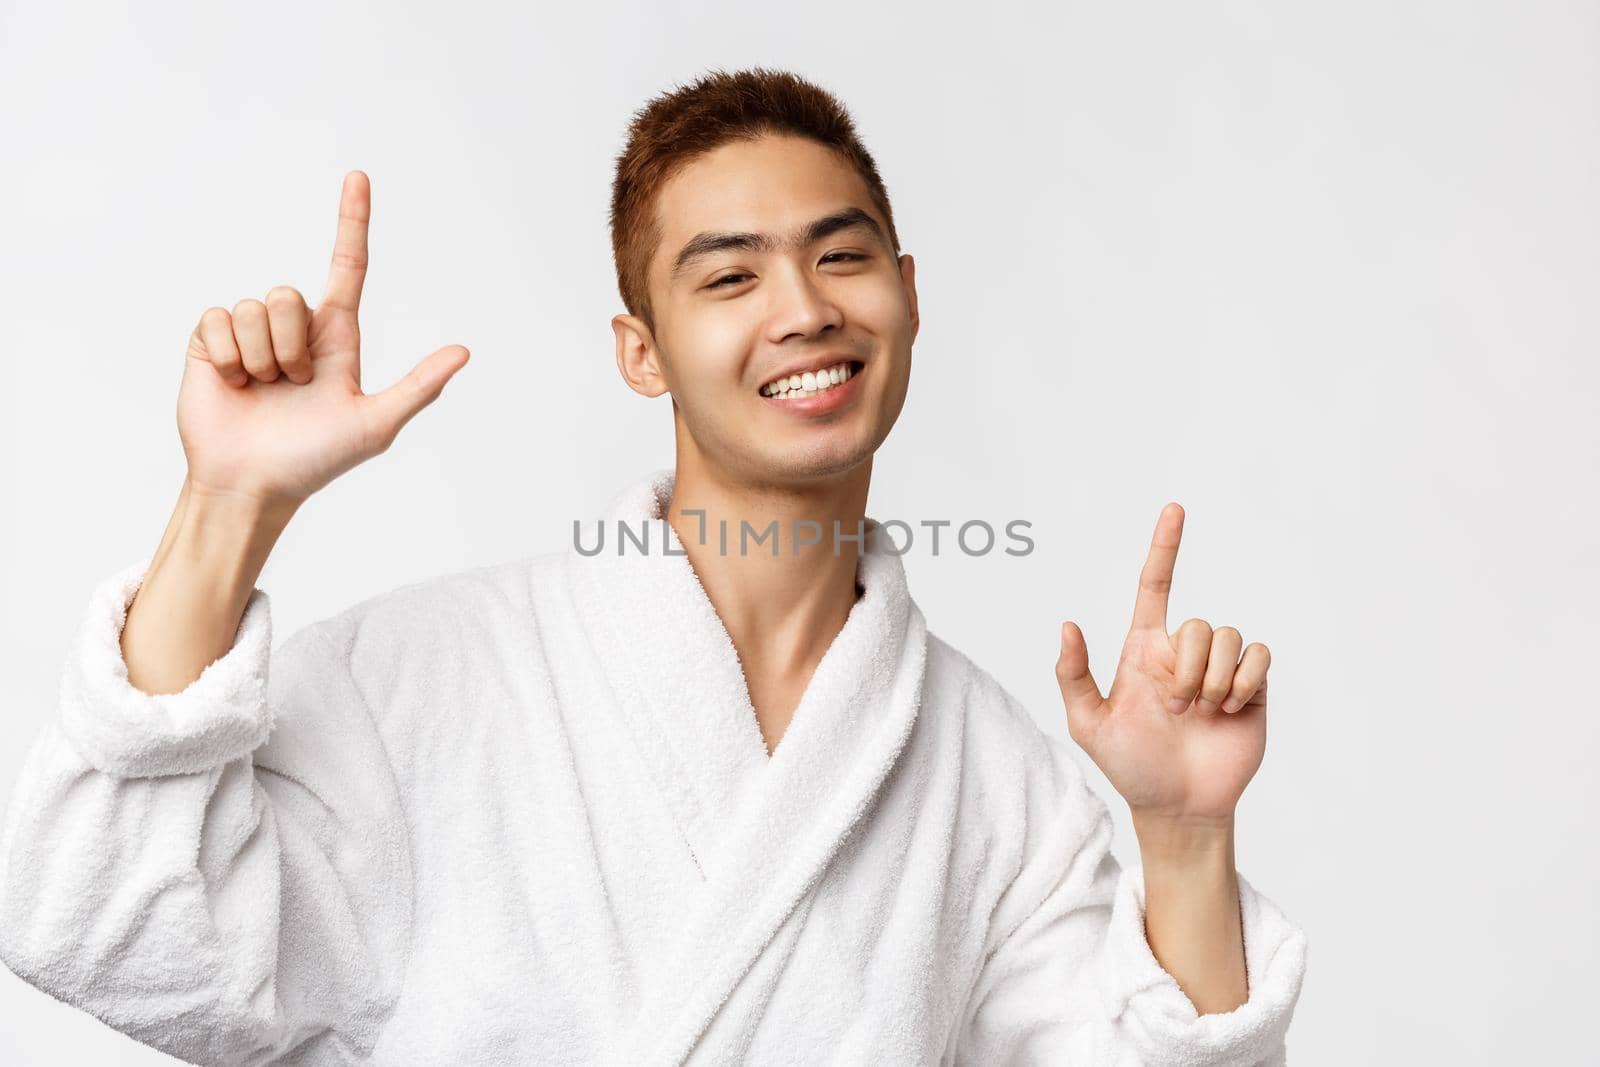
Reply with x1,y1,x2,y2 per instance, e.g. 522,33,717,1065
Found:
0,68,1306,1063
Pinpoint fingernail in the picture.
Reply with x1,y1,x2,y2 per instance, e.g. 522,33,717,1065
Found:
1194,697,1219,714
1221,697,1241,713
1166,696,1190,715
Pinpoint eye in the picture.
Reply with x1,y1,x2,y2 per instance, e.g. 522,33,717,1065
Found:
705,253,867,292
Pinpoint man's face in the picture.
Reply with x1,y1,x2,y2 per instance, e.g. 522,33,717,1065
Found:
612,133,919,487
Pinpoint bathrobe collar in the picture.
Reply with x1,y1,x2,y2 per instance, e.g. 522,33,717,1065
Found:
566,467,929,1064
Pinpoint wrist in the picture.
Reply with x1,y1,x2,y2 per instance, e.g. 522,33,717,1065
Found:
183,477,301,532
1132,810,1237,869
152,480,295,595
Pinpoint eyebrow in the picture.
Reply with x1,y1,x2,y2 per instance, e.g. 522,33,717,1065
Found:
669,207,888,280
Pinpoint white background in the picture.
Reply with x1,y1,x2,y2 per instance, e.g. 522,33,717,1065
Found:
2,0,1596,1062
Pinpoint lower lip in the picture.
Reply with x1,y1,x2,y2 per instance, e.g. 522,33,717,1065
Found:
759,365,864,417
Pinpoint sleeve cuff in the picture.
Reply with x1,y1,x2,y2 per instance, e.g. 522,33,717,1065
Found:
56,557,275,779
1096,865,1309,1061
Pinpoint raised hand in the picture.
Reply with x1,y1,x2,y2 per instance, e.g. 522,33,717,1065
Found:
178,170,470,511
1054,504,1271,822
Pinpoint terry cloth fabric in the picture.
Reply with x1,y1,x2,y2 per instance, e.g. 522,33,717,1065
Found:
0,467,1308,1065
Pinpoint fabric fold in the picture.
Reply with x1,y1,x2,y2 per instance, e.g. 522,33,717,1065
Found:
58,556,274,779
2,559,413,1065
567,468,931,1064
945,728,1308,1066
1097,867,1309,1063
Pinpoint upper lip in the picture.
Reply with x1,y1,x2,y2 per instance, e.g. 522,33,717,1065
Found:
759,353,862,391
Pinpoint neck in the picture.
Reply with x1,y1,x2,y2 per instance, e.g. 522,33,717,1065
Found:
665,450,871,709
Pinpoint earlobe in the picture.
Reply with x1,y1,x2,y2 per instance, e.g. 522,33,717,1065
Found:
612,313,669,398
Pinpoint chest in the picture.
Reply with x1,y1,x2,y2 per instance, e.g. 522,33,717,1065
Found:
746,676,807,757
373,723,1000,1065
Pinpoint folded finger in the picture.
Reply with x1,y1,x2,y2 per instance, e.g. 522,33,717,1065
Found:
1166,617,1212,714
232,299,279,382
266,286,312,383
197,307,247,387
1222,642,1272,713
1195,626,1244,714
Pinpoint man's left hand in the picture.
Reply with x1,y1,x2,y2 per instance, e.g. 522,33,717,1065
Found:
1053,503,1270,826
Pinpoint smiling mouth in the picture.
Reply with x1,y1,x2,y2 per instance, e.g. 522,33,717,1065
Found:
759,360,864,399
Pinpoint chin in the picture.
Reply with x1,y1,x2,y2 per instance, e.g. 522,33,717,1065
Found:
757,441,875,484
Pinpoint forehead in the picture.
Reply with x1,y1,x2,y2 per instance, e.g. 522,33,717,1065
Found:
650,134,881,278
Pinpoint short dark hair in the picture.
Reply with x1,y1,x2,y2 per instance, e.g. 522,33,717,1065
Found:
609,66,902,332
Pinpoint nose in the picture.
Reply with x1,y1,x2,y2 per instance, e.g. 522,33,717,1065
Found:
764,261,844,344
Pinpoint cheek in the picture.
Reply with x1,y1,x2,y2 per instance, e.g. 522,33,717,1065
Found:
704,315,758,367
661,314,752,392
850,278,914,336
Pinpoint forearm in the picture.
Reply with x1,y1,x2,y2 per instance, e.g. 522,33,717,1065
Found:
1132,813,1247,1016
121,477,296,695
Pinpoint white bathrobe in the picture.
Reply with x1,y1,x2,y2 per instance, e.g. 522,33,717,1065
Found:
0,468,1307,1066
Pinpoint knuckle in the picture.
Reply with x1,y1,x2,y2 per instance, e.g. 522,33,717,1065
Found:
232,297,267,318
279,360,312,384
200,306,231,327
1141,573,1172,595
236,338,271,362
237,349,276,379
1215,625,1241,642
265,285,303,307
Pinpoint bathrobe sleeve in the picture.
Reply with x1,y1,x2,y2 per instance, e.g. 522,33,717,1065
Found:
950,736,1308,1066
0,558,413,1066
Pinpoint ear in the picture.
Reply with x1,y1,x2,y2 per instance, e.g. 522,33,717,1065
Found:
612,313,670,398
898,253,920,343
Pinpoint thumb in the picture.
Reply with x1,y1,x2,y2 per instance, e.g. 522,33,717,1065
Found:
365,345,470,445
1055,621,1106,742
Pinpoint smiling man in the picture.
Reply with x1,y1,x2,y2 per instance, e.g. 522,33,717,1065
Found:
611,127,916,761
0,68,1307,1064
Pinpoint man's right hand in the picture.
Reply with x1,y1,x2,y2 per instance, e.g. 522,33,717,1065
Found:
179,170,470,512
117,171,469,696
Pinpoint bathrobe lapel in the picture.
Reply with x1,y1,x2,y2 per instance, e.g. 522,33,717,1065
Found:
566,469,929,1066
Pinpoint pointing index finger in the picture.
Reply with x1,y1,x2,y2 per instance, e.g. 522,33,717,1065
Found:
1131,502,1184,633
321,170,370,315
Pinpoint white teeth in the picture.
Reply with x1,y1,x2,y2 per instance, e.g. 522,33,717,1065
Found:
762,361,855,398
